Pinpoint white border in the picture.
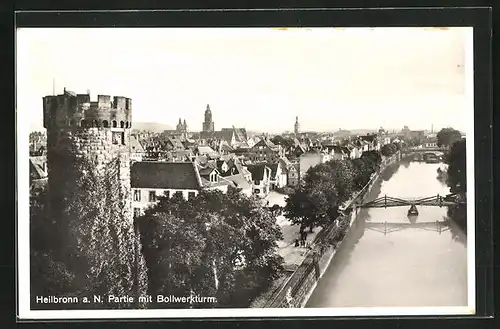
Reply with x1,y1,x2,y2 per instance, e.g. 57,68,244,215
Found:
17,27,476,320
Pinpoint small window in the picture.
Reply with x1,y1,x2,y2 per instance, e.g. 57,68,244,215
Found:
149,191,156,202
188,192,196,200
121,132,125,145
112,120,117,128
133,208,141,218
102,120,109,128
133,189,141,202
174,191,183,198
120,121,125,128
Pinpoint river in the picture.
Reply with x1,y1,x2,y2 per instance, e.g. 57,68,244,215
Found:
306,159,468,308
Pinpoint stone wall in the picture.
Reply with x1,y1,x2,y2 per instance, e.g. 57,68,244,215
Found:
264,152,400,308
46,127,133,225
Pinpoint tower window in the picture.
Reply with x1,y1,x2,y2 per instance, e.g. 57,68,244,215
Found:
112,120,117,128
102,120,109,128
120,121,125,128
121,132,125,145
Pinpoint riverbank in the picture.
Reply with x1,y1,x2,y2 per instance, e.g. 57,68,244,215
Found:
258,151,401,308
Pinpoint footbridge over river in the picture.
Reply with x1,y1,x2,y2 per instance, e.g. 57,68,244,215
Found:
357,193,463,209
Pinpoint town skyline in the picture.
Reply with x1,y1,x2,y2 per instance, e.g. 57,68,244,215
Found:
18,27,471,134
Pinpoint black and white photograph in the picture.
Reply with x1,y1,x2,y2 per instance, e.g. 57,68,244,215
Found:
17,26,475,319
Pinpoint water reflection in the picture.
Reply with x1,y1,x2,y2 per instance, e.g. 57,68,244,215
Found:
306,161,467,308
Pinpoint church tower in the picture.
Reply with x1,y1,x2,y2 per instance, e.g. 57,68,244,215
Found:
202,104,215,132
43,89,133,225
294,116,300,135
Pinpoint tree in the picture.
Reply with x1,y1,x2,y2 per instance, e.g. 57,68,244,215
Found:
445,138,466,194
380,143,398,157
270,135,294,149
138,187,284,308
360,150,382,173
351,158,371,190
437,127,462,148
284,187,334,233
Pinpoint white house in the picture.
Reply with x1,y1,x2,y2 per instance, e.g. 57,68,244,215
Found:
247,164,272,198
268,162,287,190
131,161,232,217
131,162,202,217
423,137,438,148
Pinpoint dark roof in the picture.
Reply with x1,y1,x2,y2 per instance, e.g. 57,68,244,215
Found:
217,129,235,144
247,164,268,181
360,135,376,142
268,163,279,179
131,162,201,189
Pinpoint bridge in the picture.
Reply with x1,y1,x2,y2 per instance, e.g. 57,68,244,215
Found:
401,147,447,154
358,194,463,209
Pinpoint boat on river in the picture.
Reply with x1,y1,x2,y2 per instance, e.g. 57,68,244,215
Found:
407,204,419,216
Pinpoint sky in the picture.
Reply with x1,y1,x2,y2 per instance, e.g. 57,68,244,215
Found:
16,27,471,133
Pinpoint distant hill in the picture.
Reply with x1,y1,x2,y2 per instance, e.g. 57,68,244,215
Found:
132,122,173,133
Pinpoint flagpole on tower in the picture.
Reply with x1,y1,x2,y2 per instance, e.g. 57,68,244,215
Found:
52,78,55,95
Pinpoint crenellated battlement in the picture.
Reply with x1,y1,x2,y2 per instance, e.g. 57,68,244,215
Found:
43,89,133,129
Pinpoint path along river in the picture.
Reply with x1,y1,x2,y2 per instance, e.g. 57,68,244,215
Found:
306,159,468,308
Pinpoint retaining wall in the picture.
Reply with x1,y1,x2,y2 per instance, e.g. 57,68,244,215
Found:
264,152,400,308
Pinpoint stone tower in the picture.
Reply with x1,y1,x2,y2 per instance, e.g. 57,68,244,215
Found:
202,104,215,132
43,89,133,225
294,116,300,135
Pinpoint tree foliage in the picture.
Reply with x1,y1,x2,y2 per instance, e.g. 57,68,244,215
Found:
138,186,284,308
445,138,466,194
284,151,383,232
437,127,462,148
380,143,399,157
30,155,148,309
270,135,295,149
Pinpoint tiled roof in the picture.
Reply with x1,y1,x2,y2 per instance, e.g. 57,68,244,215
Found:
217,129,236,145
198,165,217,176
30,156,48,180
197,146,217,155
167,138,185,150
131,161,202,190
201,177,233,188
225,174,252,191
130,135,145,153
